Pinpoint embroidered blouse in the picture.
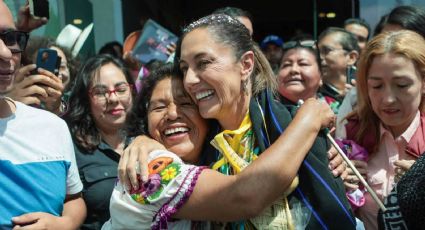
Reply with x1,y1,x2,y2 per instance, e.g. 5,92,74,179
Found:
102,150,206,230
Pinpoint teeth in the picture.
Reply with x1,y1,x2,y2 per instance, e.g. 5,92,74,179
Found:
164,127,189,135
195,90,214,100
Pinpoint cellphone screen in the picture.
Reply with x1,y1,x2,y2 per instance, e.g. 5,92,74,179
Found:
29,0,50,19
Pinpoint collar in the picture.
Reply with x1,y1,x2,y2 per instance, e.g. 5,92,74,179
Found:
379,111,424,158
379,111,420,143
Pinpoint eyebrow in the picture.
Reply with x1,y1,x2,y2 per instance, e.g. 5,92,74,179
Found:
193,52,209,60
179,52,209,64
91,81,128,88
367,76,412,80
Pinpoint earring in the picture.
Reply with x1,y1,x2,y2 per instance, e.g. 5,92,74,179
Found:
241,79,249,95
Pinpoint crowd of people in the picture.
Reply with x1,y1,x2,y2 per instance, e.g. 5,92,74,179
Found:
0,1,424,230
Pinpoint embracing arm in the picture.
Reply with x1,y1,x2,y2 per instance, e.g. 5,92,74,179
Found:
175,98,334,221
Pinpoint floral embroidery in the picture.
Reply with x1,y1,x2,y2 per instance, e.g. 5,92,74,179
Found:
131,193,149,204
160,163,180,182
130,161,182,205
147,186,164,201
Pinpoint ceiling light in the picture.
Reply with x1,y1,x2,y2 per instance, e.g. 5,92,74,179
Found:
73,19,83,25
326,12,336,18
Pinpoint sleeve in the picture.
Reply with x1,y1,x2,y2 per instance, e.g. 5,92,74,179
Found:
106,150,206,230
61,121,84,195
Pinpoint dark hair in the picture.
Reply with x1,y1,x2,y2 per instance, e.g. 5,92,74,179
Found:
126,63,175,137
344,18,371,39
145,59,166,73
213,6,253,22
64,54,135,152
373,14,389,36
175,14,276,96
126,63,218,165
386,5,425,38
281,39,322,73
289,33,314,41
318,27,361,54
99,41,123,59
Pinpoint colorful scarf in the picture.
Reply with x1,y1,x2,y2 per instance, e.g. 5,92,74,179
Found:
210,112,299,230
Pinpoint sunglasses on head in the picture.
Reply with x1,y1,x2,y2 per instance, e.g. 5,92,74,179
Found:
0,30,29,53
282,40,317,50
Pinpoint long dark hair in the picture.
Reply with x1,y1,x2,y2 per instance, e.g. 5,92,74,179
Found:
64,54,134,152
386,5,425,38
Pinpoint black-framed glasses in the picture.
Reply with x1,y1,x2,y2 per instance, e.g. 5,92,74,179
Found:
0,30,29,53
89,83,133,103
282,40,317,51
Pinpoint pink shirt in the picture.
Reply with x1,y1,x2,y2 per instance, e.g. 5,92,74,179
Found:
358,111,420,230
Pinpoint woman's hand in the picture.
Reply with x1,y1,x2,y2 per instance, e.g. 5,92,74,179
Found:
297,98,336,131
122,51,142,71
118,135,166,191
394,159,415,182
328,146,347,178
344,160,367,190
166,42,176,56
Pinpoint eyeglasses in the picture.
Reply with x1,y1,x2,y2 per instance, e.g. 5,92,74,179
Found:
89,83,132,103
282,40,317,51
0,30,29,53
318,45,347,57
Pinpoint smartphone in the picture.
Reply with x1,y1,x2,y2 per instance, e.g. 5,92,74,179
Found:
34,48,60,75
346,65,357,85
29,0,50,19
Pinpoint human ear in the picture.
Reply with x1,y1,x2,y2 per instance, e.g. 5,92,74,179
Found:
239,51,255,81
347,50,359,66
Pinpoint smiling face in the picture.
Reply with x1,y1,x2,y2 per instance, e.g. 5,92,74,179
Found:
0,2,21,95
147,77,208,164
179,28,252,130
367,53,424,137
278,48,321,102
89,63,133,133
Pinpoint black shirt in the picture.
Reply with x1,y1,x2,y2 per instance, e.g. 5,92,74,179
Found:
75,142,120,230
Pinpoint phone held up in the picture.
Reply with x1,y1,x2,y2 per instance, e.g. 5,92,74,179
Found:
346,65,357,85
31,48,61,76
29,0,50,19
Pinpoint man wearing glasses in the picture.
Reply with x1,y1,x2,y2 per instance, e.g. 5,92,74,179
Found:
4,2,65,115
0,1,86,229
